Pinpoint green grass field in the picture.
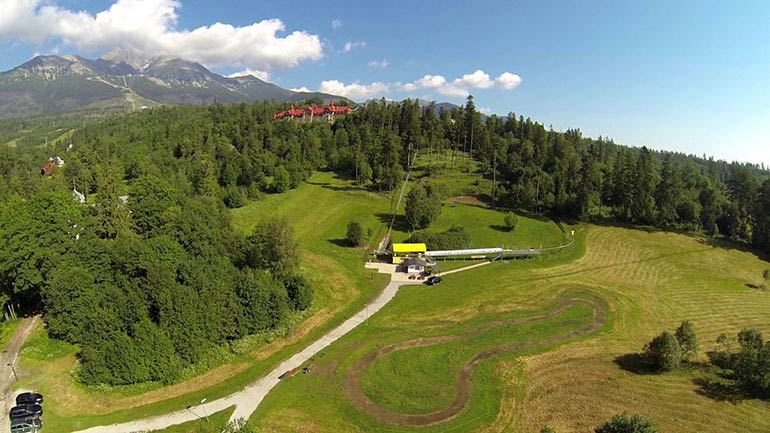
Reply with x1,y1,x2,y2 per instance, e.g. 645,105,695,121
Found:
250,225,770,433
13,161,767,433
15,166,567,432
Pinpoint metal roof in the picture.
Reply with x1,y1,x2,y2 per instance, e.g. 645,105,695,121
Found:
392,243,427,253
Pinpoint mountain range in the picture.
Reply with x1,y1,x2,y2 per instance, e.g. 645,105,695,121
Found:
0,50,344,118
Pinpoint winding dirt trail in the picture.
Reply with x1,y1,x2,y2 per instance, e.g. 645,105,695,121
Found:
346,295,606,427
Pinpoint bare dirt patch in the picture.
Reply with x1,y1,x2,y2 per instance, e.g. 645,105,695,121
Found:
346,294,606,427
446,195,491,208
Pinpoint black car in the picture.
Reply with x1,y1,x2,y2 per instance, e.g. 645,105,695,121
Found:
15,392,43,406
9,404,43,420
426,276,443,285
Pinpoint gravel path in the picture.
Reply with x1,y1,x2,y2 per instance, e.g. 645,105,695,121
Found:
0,316,39,433
75,261,491,433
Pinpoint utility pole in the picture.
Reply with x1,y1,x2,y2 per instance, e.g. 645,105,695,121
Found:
468,119,473,172
492,151,497,210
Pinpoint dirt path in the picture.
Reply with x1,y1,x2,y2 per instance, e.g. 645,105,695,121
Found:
0,316,39,433
346,295,606,427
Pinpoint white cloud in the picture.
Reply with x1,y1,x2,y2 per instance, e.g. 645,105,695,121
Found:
396,69,522,98
367,59,390,69
319,80,388,100
397,74,447,92
479,107,493,115
494,72,522,89
0,0,324,71
342,41,366,53
290,86,311,93
331,19,342,30
227,69,270,81
453,70,494,89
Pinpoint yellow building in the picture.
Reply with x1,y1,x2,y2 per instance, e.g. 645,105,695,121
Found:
391,243,427,264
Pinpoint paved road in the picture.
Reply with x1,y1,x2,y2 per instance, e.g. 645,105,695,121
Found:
0,317,39,433
76,261,492,433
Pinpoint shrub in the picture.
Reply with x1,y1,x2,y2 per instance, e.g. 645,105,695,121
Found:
594,413,658,433
764,269,770,281
346,221,364,246
407,226,471,250
504,213,518,232
284,274,313,311
644,331,682,371
675,320,698,360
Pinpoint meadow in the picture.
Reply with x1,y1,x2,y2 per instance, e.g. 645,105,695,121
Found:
251,224,770,433
14,168,567,432
14,163,768,433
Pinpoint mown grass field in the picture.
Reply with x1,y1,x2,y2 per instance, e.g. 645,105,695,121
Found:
250,224,770,433
12,166,566,432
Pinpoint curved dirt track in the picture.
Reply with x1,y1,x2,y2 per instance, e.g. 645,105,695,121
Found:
347,294,607,427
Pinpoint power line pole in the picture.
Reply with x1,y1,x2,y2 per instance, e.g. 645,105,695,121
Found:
492,151,497,210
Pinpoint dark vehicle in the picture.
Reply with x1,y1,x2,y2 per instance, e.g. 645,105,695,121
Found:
10,417,42,433
426,276,443,285
15,393,43,406
9,405,42,420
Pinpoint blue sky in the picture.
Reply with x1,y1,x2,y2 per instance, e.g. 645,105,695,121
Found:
1,0,769,165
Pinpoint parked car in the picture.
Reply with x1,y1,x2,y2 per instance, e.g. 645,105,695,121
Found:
426,276,443,285
10,417,42,433
9,405,42,420
15,393,43,406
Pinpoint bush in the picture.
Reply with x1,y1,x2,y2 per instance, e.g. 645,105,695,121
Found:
504,213,518,232
675,320,698,360
407,226,471,250
764,269,770,281
738,328,764,352
284,274,313,311
644,331,682,371
346,221,364,246
595,413,658,433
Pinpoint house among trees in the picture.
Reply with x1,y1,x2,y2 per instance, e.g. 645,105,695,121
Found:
273,103,351,122
40,156,64,176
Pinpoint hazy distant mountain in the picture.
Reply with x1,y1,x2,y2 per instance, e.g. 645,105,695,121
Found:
0,50,344,118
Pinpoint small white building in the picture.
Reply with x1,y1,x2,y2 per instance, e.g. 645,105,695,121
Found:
72,188,86,204
401,257,432,274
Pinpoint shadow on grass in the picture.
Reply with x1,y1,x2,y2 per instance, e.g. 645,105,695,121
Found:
613,353,658,375
693,377,745,403
489,225,513,233
328,238,352,248
375,213,410,233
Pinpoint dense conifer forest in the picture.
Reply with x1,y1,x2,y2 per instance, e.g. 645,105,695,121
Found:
0,97,768,385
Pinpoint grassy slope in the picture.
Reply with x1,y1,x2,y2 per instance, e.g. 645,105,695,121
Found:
252,225,770,433
18,167,563,432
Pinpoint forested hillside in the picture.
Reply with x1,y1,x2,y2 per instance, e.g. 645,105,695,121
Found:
0,97,768,385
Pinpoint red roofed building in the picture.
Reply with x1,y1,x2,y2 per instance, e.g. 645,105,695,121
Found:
308,105,327,117
287,105,306,118
328,102,350,115
272,103,351,123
